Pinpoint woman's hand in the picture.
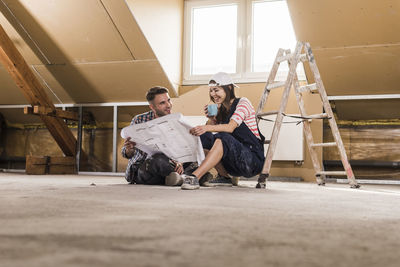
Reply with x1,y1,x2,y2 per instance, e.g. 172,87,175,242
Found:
203,105,209,117
190,125,208,136
204,104,217,125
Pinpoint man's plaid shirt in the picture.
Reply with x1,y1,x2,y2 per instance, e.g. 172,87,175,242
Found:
121,110,155,183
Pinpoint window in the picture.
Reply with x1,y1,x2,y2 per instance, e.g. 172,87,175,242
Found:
183,0,304,84
192,4,238,74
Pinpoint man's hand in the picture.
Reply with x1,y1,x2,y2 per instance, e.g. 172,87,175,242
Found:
124,137,136,157
171,159,183,174
190,125,208,136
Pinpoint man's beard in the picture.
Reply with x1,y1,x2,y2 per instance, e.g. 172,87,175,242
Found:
155,110,168,117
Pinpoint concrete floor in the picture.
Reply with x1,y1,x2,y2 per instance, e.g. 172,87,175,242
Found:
1,173,400,267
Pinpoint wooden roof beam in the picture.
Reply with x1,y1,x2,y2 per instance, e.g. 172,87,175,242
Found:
0,23,76,156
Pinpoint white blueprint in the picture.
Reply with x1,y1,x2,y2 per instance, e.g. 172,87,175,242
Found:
120,113,205,164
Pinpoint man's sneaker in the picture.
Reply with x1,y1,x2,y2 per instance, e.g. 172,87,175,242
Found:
203,174,239,186
165,172,183,186
180,174,200,190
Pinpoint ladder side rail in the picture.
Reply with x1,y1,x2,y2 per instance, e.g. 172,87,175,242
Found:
304,43,359,187
259,42,303,177
291,45,324,185
256,48,286,117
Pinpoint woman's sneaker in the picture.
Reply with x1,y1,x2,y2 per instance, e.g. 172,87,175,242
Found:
180,174,200,190
199,172,214,186
203,174,239,186
231,176,240,186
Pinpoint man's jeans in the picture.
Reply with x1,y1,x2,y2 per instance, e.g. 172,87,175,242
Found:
136,153,198,185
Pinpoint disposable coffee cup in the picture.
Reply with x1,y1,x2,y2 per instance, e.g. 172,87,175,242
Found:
207,104,218,116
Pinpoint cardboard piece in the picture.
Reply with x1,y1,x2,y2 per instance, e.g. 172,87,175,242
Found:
287,0,400,119
33,60,172,103
287,0,400,47
309,46,400,96
0,0,175,108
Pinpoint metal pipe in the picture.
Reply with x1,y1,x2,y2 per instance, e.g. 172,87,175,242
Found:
76,106,83,172
112,105,118,173
0,102,148,109
328,94,400,101
324,160,400,168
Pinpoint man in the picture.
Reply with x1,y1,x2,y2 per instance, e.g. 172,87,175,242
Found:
122,86,203,186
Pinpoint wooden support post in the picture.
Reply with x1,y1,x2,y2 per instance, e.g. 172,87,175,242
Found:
0,23,76,156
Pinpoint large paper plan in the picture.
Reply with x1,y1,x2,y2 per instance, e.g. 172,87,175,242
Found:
121,113,205,164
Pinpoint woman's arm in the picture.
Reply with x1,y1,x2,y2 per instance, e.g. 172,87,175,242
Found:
190,119,238,136
206,117,217,125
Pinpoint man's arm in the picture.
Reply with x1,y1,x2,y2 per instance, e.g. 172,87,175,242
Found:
121,116,144,159
121,137,136,158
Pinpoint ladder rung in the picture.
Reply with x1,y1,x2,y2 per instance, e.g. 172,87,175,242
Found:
306,113,330,119
267,81,286,90
298,83,318,94
299,53,308,62
277,53,307,63
257,110,279,117
277,54,292,63
317,171,347,176
311,142,337,148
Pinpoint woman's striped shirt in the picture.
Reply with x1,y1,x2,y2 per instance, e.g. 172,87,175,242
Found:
230,97,260,139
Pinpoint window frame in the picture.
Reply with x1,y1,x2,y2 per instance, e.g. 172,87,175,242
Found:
183,0,304,85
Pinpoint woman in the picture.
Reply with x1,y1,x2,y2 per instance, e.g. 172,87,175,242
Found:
181,72,265,190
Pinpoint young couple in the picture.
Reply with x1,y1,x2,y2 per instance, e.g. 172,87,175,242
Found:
122,72,265,190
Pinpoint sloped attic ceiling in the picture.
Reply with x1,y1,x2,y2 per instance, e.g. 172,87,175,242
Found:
0,0,176,106
287,0,400,120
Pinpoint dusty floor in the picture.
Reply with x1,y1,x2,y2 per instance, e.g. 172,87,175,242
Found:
1,173,400,267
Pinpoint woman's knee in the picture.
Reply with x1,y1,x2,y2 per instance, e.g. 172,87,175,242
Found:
200,132,215,150
213,138,223,148
214,132,234,142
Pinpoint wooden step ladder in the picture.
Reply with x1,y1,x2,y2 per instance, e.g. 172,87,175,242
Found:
255,42,360,189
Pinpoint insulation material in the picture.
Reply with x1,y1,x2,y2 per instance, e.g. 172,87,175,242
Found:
334,99,400,120
323,126,400,161
0,105,151,125
0,109,42,124
2,127,130,172
118,106,150,123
